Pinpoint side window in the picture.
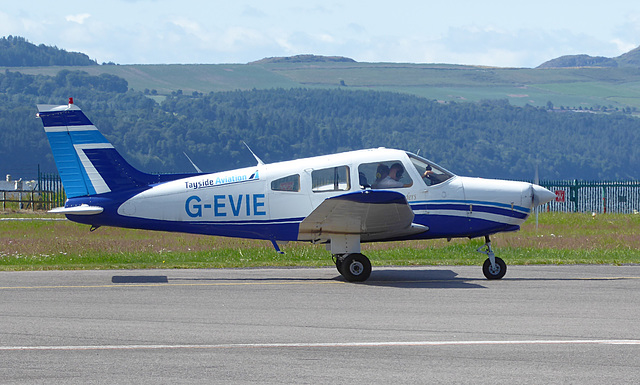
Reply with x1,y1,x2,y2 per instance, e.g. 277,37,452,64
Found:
358,161,413,189
312,166,350,192
271,174,300,192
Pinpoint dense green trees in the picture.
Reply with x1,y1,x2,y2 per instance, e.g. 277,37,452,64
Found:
0,36,97,66
1,70,639,181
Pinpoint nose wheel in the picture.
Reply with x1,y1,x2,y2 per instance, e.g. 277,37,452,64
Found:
482,256,506,279
477,236,507,280
333,253,372,282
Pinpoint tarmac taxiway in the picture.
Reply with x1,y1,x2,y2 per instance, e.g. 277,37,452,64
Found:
2,265,640,384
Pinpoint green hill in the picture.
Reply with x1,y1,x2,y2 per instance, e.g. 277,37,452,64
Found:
537,54,618,68
537,45,640,70
0,36,97,66
3,36,640,111
249,54,356,64
616,46,640,67
7,60,640,112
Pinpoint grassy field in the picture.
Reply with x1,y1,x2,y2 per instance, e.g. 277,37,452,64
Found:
0,212,638,271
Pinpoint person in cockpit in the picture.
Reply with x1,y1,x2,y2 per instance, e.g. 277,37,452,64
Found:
422,164,447,185
375,163,405,188
371,164,389,188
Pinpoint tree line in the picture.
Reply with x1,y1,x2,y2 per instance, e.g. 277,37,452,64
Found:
0,36,98,67
1,69,639,181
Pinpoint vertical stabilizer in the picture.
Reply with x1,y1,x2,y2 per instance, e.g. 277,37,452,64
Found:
37,101,158,198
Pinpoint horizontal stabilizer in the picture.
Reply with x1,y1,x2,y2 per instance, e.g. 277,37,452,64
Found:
299,190,423,242
49,204,104,215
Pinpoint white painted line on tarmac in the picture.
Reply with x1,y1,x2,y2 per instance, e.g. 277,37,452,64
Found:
2,339,640,351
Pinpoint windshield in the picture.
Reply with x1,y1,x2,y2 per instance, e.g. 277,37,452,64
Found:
407,153,454,186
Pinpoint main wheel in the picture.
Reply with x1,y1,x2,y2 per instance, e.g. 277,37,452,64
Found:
333,254,345,275
340,253,372,282
482,257,507,280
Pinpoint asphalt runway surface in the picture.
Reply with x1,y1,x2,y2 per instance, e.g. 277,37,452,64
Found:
2,265,640,384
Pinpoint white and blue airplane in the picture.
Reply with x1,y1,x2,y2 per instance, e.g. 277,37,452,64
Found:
38,99,555,282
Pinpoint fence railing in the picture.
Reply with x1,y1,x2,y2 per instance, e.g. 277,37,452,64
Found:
0,170,66,211
36,171,66,210
538,180,640,213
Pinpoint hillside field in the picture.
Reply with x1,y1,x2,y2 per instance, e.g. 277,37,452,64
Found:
6,62,640,111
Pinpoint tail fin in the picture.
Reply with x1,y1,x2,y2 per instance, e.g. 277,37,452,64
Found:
37,100,160,198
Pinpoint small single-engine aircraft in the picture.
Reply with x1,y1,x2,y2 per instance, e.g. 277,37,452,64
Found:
38,99,555,282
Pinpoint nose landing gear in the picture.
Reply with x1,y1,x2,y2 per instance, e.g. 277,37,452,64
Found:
477,235,507,280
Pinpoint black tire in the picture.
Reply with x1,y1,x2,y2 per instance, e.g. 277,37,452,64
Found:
340,253,372,282
482,257,507,280
334,254,345,275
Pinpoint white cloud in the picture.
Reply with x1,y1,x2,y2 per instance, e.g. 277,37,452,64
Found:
610,12,640,56
220,27,267,50
170,17,204,35
3,1,639,66
0,11,20,35
167,17,270,55
241,6,266,18
387,26,625,67
0,11,49,39
317,33,335,44
274,36,295,53
65,13,91,25
611,39,637,56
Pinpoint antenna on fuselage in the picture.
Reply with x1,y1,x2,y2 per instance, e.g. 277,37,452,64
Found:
183,152,203,173
243,142,265,166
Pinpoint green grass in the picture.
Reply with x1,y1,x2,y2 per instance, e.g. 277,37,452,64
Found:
1,212,639,271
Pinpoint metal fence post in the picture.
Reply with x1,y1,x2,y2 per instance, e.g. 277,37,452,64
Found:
572,179,578,213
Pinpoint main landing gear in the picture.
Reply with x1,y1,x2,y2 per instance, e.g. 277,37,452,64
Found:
477,235,507,280
333,253,372,282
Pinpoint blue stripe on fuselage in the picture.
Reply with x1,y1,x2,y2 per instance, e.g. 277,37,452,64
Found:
410,199,530,219
410,213,521,239
411,199,530,213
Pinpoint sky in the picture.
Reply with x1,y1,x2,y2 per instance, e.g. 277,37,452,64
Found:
1,0,639,68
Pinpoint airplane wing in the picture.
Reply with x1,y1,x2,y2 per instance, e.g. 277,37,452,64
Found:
298,190,428,242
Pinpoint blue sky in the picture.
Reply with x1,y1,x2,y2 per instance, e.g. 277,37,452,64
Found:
2,0,639,67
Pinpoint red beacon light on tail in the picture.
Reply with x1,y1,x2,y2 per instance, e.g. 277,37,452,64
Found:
68,97,74,105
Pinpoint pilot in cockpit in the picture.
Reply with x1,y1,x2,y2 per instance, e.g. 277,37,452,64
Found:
371,164,389,189
375,163,405,188
422,164,446,185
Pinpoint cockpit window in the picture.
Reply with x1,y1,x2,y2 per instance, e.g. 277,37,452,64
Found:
408,153,454,186
358,160,413,189
312,166,350,192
